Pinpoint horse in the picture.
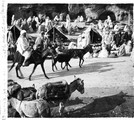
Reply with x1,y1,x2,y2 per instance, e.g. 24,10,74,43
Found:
8,46,55,80
36,76,84,116
8,97,51,118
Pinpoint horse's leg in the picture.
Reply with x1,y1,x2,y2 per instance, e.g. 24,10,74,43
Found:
79,58,82,68
29,64,37,81
61,62,66,69
54,63,58,70
62,62,66,70
18,68,24,78
68,62,72,68
8,62,15,72
61,62,63,69
41,63,49,79
16,64,23,79
52,59,57,72
66,62,69,71
81,57,84,66
15,65,20,78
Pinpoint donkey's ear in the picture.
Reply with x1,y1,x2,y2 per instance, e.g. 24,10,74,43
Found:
32,84,35,88
74,75,76,79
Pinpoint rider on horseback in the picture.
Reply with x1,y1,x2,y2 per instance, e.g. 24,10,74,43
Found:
55,40,65,54
34,31,45,51
16,30,32,67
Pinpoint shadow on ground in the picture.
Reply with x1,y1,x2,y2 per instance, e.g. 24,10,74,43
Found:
8,60,125,81
33,60,125,80
59,91,134,117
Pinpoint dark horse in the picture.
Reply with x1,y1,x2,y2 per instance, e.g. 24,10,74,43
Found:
9,47,55,80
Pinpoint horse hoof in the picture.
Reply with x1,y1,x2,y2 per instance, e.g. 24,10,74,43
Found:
18,76,24,79
29,77,31,81
46,77,49,79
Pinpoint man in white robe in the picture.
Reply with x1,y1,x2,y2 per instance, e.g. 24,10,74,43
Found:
16,30,32,66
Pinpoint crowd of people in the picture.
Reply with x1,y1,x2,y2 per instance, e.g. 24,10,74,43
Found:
10,13,85,36
77,15,133,58
98,16,133,57
11,14,53,33
8,12,134,61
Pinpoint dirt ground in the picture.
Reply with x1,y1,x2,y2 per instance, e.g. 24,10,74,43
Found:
8,54,134,117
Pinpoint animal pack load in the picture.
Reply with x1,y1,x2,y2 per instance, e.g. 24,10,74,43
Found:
8,79,21,97
37,80,69,101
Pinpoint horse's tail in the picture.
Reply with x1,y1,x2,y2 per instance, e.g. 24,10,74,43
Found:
8,51,19,72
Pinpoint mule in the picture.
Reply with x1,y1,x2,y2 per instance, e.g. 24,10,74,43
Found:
36,76,84,116
9,47,55,80
8,97,51,118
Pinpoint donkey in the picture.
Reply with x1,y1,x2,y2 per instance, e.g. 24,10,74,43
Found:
51,49,74,71
36,76,84,116
9,47,55,80
60,44,93,68
71,44,93,67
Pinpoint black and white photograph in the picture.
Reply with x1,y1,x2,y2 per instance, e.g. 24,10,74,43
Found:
1,0,134,118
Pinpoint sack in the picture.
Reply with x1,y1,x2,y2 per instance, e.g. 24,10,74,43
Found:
46,81,69,100
8,80,21,97
37,80,69,101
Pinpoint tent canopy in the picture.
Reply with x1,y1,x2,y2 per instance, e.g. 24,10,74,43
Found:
47,26,70,43
9,25,21,43
90,28,102,44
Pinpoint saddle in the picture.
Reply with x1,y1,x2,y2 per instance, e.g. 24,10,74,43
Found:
45,80,69,101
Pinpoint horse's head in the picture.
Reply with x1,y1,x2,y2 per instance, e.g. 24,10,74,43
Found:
48,46,57,57
84,44,94,56
73,77,84,94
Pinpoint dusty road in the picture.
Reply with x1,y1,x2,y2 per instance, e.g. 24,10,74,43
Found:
8,55,134,96
8,56,134,97
8,55,134,117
